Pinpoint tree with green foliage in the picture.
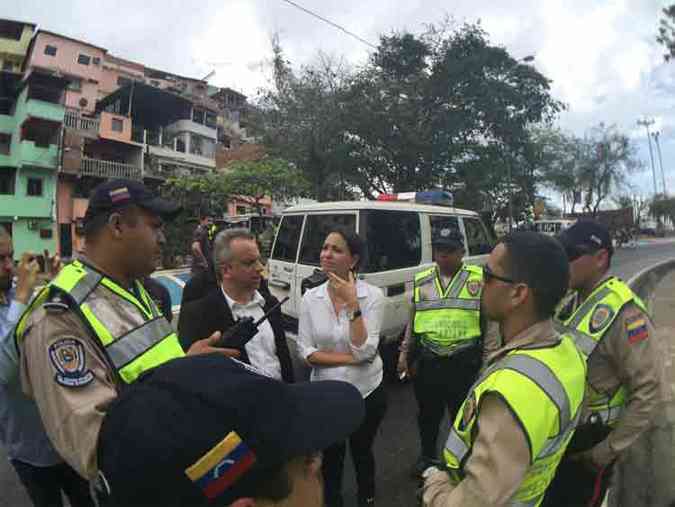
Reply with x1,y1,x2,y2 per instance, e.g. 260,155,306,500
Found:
224,158,310,215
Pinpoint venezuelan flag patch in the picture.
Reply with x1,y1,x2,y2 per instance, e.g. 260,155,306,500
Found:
626,315,649,345
185,431,256,500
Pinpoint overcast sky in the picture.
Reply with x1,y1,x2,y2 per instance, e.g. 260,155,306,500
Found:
3,0,674,198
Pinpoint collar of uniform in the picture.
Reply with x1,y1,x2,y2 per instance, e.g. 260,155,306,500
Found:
315,278,368,300
76,255,137,292
487,319,559,364
221,286,265,310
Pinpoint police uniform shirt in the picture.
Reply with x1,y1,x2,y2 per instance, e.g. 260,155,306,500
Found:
423,320,560,507
19,285,126,479
572,298,665,467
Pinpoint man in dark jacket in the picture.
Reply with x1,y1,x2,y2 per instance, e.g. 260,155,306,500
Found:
178,229,294,382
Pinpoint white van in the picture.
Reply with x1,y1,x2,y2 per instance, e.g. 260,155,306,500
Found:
266,198,495,365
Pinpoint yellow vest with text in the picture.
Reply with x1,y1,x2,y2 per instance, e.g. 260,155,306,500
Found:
555,277,647,427
443,335,586,507
413,264,482,355
15,260,185,384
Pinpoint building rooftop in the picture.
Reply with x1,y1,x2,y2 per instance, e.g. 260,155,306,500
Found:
0,18,37,29
37,29,107,53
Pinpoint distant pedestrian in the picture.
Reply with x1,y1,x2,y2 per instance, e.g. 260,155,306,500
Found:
298,229,387,507
191,210,215,275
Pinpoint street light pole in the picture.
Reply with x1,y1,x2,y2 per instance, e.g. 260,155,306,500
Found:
637,118,658,197
652,131,667,196
505,54,535,232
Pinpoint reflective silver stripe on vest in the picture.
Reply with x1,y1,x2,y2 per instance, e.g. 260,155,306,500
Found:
539,407,581,459
448,270,470,298
421,338,478,357
499,355,571,431
415,298,480,311
566,328,598,357
105,318,174,369
444,428,469,463
417,276,440,301
567,287,612,328
69,270,103,305
416,272,436,287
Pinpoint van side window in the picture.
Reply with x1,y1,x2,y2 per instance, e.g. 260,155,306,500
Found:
363,210,421,272
299,214,356,266
271,215,303,262
463,217,493,255
430,215,462,247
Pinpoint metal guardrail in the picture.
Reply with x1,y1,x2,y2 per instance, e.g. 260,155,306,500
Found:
81,156,142,180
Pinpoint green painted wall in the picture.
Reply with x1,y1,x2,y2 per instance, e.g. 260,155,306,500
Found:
0,217,57,259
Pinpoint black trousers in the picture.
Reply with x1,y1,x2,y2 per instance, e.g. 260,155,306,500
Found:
322,382,388,506
542,457,613,507
10,459,95,507
412,346,482,460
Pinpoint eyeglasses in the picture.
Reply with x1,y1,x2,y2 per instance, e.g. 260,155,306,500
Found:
483,264,515,284
565,245,600,262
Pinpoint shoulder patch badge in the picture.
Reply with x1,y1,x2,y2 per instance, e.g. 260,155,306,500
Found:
48,338,94,388
589,304,614,334
626,314,649,345
466,280,483,297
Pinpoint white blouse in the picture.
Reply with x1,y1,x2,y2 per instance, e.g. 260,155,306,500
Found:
298,279,385,397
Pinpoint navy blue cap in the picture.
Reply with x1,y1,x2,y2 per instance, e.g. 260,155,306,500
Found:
432,227,465,250
83,179,181,226
558,220,613,256
98,355,364,507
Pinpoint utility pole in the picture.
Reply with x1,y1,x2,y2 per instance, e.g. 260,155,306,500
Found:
652,131,667,196
637,118,658,196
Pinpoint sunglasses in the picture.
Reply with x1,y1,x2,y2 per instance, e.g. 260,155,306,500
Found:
565,245,600,262
483,264,515,284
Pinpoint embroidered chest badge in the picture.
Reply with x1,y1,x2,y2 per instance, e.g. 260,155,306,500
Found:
589,304,614,334
466,280,483,297
48,338,94,387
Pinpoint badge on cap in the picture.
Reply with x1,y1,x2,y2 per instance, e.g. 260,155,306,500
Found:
466,280,483,297
589,304,614,334
109,187,131,203
440,228,451,237
185,431,257,500
48,338,94,388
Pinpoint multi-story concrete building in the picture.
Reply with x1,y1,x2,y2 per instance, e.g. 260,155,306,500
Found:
0,68,68,256
0,19,35,74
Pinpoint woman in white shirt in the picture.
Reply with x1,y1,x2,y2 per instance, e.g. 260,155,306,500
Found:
298,229,387,507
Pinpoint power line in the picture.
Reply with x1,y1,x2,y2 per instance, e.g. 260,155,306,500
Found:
279,0,378,49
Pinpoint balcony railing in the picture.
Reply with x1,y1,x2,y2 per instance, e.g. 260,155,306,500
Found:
64,109,99,133
81,157,141,180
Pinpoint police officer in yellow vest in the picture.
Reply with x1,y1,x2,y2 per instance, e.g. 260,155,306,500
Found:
15,180,236,482
398,227,498,476
542,221,664,507
422,231,586,507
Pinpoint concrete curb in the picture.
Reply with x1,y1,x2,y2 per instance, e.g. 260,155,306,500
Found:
627,257,675,308
609,257,675,507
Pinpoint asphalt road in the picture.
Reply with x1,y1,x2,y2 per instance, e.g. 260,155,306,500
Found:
2,240,675,507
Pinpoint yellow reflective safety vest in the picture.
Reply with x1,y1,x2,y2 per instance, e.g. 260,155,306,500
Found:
413,264,483,355
555,277,647,427
444,334,586,507
15,260,185,384
208,224,217,242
